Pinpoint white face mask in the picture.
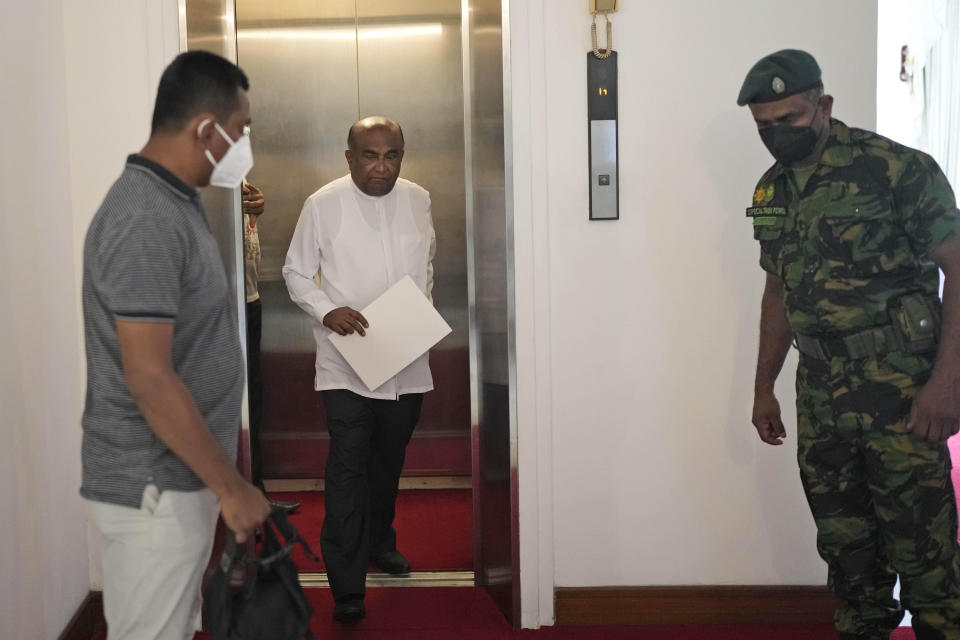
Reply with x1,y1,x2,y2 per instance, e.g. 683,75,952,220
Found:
199,119,253,189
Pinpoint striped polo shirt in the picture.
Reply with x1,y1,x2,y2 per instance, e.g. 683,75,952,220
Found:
80,155,244,509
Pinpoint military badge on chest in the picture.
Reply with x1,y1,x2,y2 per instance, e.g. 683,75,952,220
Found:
746,182,787,222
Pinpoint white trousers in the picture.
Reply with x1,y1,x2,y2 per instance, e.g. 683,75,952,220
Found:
86,485,219,640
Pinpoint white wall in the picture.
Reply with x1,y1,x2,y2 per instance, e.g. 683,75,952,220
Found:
61,0,181,593
877,0,960,197
0,1,179,636
0,2,91,637
510,0,878,626
876,0,942,148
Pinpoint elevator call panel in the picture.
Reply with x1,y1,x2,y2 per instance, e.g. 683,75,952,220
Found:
588,51,618,220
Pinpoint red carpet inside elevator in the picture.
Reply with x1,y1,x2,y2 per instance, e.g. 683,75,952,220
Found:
273,488,474,572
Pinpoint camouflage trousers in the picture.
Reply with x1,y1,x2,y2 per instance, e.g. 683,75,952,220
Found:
797,350,960,640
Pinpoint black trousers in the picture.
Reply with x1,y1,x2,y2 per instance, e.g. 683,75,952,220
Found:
320,389,422,601
245,299,264,488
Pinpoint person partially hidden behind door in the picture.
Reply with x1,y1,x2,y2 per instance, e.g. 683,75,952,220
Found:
283,116,437,623
242,180,300,513
741,49,960,639
81,51,270,639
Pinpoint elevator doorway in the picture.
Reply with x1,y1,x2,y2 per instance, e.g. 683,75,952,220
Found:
236,0,471,481
181,0,519,626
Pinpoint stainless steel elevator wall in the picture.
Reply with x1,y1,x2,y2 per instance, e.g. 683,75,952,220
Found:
463,0,517,624
236,0,360,357
183,0,244,315
236,0,465,354
181,1,251,483
235,0,470,478
357,1,467,342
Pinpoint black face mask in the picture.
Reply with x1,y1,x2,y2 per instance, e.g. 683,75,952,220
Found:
759,125,820,165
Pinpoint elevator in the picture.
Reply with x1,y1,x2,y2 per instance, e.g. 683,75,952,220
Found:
237,1,471,481
180,0,519,625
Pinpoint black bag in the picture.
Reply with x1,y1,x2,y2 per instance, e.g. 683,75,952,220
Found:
203,508,320,640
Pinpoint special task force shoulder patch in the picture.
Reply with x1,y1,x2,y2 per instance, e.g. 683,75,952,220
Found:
746,206,787,218
748,183,784,225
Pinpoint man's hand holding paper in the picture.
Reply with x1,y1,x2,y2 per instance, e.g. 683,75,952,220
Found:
328,276,451,392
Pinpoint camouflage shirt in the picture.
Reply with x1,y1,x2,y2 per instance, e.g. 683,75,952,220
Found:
749,118,960,336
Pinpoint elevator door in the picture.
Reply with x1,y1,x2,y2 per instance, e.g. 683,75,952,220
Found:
182,0,518,625
234,0,471,479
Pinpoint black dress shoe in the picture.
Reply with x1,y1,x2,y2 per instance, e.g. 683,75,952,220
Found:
333,597,365,623
371,550,410,575
268,498,301,513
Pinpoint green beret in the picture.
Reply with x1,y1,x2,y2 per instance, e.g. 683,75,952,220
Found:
737,49,822,106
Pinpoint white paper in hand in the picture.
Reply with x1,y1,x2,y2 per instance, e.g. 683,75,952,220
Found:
328,276,452,392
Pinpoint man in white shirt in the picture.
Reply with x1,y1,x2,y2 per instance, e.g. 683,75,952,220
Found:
282,117,436,623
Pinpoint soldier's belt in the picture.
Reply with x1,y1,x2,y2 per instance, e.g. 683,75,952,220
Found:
795,294,941,360
795,325,905,361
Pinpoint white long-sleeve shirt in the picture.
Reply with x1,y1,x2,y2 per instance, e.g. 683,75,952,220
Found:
282,174,436,400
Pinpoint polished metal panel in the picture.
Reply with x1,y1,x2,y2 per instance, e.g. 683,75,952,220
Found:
180,0,251,476
235,0,359,354
299,570,475,588
502,2,522,626
234,1,359,478
464,0,519,625
264,475,472,492
182,0,243,296
357,0,467,353
589,120,618,220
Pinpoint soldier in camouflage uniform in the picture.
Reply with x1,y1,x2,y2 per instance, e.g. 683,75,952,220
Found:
740,50,960,640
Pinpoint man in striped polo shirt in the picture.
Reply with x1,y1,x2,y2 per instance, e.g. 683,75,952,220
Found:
81,51,270,639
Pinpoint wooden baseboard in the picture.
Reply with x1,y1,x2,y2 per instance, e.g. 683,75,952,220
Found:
58,591,104,640
61,585,833,632
554,585,837,626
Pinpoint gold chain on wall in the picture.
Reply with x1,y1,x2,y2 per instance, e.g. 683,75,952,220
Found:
591,12,612,59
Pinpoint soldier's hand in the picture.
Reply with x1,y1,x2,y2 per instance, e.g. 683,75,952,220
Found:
908,375,960,442
752,389,787,445
323,307,369,337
